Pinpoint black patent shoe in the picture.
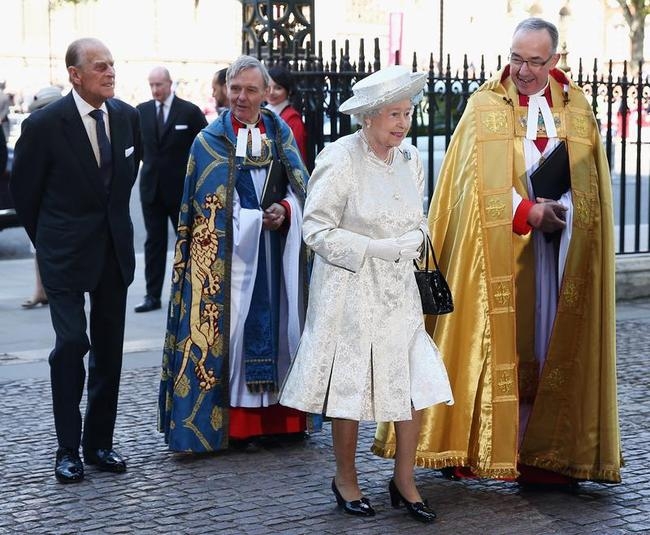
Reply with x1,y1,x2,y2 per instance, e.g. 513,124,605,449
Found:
388,479,436,523
55,447,84,483
331,478,376,517
83,448,127,473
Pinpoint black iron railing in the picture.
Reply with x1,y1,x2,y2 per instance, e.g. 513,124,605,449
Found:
262,39,650,254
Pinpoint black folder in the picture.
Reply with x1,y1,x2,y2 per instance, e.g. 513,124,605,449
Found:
260,158,288,210
530,140,571,200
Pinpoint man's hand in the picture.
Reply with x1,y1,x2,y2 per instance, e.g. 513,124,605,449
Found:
527,197,568,233
262,202,287,231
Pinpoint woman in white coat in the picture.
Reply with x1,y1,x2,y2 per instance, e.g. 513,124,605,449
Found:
280,66,453,523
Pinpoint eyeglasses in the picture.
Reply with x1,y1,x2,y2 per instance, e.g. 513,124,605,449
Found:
509,53,554,69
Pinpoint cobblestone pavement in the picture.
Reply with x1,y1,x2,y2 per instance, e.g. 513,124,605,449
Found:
0,255,649,534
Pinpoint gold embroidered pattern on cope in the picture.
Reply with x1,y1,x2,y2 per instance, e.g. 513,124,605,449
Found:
573,192,591,229
493,281,512,307
544,366,567,392
186,154,195,177
172,193,223,394
571,114,589,138
497,370,514,394
486,198,507,219
243,137,273,167
483,191,510,225
292,168,306,192
482,111,509,134
494,365,517,402
576,198,589,227
210,406,223,431
562,279,581,309
175,373,191,397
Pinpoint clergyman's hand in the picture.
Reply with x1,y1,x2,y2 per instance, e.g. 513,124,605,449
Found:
527,197,568,233
262,202,287,231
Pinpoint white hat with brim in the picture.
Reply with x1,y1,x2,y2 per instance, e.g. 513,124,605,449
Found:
28,86,63,112
339,65,427,115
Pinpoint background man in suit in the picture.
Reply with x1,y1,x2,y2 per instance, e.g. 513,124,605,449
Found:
11,37,141,483
211,67,228,116
134,67,207,313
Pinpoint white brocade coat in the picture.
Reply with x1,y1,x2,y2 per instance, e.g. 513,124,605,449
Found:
280,132,453,422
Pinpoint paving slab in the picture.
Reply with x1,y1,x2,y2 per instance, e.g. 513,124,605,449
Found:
0,255,649,534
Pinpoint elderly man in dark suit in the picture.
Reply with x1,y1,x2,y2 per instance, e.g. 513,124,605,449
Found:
11,37,141,483
134,66,207,313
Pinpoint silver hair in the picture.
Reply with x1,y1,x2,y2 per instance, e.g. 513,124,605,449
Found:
226,55,270,88
353,95,419,125
353,108,381,123
513,18,559,53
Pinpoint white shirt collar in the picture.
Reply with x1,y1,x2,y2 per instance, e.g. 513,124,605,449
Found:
71,88,108,117
158,93,174,110
265,100,289,115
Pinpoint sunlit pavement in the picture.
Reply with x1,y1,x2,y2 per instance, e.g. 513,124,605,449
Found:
1,254,649,534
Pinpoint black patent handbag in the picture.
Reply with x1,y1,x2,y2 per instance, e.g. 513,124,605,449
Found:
413,234,454,315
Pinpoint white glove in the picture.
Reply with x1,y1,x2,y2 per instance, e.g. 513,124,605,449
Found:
366,230,423,262
397,229,424,256
366,238,402,262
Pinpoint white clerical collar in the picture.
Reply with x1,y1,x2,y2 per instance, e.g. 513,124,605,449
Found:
235,114,263,158
526,81,556,140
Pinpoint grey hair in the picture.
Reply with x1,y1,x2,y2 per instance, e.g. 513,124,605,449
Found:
353,108,381,124
65,37,106,68
513,18,559,53
226,55,270,88
353,96,419,125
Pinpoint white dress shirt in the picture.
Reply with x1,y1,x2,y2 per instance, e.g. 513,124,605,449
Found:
71,89,110,167
157,93,175,123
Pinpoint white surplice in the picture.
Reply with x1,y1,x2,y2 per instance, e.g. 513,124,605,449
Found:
229,167,304,407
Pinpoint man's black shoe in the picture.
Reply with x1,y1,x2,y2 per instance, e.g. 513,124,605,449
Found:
83,448,127,473
134,296,161,313
55,447,84,483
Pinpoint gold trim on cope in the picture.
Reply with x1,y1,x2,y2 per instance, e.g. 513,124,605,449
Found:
573,191,591,229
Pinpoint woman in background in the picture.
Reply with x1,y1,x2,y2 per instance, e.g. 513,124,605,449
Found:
266,65,307,162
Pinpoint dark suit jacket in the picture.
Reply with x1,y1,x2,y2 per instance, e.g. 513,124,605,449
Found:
10,92,141,290
136,95,207,207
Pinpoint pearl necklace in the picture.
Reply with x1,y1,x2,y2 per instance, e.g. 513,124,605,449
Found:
360,130,394,166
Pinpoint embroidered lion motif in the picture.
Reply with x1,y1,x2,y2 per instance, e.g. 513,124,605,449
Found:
174,193,223,392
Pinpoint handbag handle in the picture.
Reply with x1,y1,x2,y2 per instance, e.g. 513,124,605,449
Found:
413,232,442,273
